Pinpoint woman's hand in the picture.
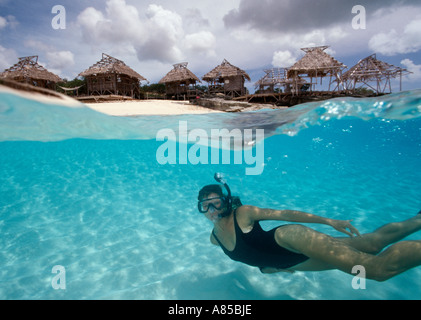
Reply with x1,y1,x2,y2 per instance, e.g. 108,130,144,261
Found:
328,219,361,237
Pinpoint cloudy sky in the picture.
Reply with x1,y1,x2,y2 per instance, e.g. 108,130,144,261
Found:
1,0,420,92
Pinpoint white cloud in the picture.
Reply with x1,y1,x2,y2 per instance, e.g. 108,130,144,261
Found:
401,58,421,81
76,0,197,63
46,51,75,70
24,39,51,52
184,8,210,29
0,45,18,71
76,0,144,44
136,4,185,62
145,4,183,41
0,15,17,30
185,31,216,56
0,16,7,29
76,7,106,44
24,39,75,77
369,18,421,55
272,50,297,68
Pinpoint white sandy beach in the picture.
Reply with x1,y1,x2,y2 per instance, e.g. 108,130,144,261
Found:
0,84,221,116
85,99,222,116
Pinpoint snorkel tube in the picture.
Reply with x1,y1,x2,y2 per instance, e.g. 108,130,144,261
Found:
214,173,232,217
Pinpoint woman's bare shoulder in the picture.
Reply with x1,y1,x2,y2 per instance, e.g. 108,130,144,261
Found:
235,205,260,231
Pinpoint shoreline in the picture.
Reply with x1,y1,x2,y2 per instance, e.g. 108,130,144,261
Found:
0,82,282,116
0,83,222,116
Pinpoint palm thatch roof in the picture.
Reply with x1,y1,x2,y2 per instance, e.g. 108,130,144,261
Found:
0,55,62,83
159,62,200,84
287,46,346,78
79,53,146,81
203,59,251,82
341,54,411,93
342,54,410,83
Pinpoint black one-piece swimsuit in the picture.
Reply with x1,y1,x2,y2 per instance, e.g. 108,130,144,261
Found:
212,211,309,269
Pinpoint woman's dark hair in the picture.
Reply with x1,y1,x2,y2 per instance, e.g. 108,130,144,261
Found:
198,184,223,201
231,196,242,210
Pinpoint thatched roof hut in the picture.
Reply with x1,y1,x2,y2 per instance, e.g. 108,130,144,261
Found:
341,54,411,94
79,53,147,98
203,59,251,98
287,46,346,92
159,62,201,99
0,55,62,90
159,62,200,84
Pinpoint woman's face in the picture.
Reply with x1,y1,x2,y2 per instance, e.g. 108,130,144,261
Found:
199,192,226,222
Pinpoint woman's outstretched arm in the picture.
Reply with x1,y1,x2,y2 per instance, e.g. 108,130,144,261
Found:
238,205,360,237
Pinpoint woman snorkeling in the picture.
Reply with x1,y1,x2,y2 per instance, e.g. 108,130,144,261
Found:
198,173,421,281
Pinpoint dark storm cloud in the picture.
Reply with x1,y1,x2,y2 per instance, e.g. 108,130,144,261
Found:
223,0,421,32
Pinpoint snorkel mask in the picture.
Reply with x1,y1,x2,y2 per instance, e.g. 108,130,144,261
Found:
197,173,233,219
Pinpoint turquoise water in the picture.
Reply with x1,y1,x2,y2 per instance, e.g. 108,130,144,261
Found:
0,89,421,299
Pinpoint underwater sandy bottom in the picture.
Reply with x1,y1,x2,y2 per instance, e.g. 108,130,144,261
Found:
1,129,420,300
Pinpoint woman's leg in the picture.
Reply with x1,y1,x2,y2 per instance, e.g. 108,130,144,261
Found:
339,215,421,254
275,224,421,281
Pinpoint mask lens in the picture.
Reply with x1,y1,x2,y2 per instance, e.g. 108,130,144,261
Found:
198,197,225,213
